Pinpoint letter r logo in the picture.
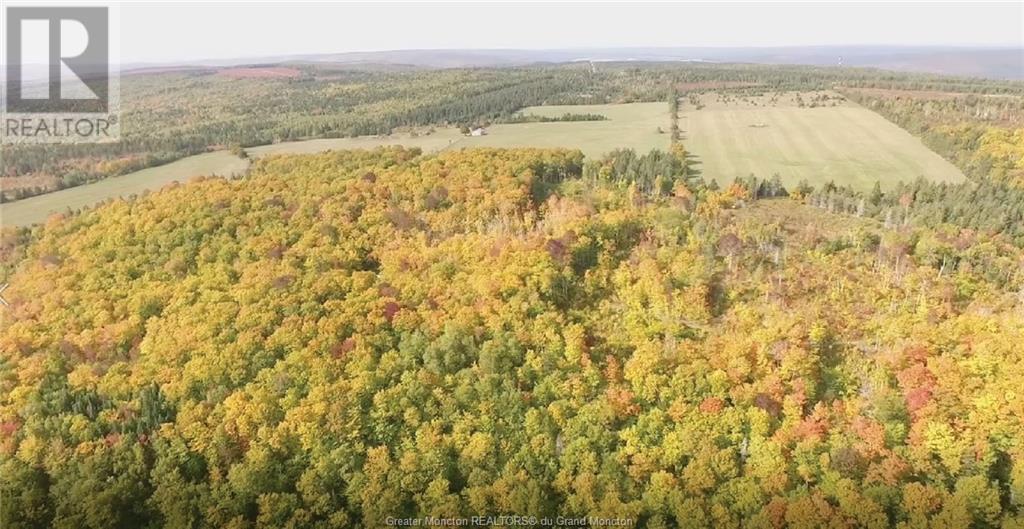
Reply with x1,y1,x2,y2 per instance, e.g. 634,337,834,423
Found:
5,6,109,113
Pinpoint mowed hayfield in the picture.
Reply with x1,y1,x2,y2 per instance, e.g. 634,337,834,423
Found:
1,151,249,227
455,102,670,158
680,92,966,190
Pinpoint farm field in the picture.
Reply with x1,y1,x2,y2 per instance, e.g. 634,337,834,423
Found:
1,151,249,227
456,102,670,158
679,91,967,190
250,103,669,160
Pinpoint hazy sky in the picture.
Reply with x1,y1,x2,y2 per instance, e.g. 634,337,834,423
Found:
105,1,1021,63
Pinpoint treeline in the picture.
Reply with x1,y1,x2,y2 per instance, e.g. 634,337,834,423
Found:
723,167,1024,250
728,173,791,199
500,112,608,124
668,88,681,143
802,177,1024,246
582,146,692,197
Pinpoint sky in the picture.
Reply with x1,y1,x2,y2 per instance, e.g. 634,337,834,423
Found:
13,1,1024,64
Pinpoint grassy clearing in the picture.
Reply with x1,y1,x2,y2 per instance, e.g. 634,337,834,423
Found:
453,102,670,158
1,151,249,227
255,102,671,160
679,92,966,191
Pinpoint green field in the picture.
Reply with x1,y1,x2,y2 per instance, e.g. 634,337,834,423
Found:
455,102,670,158
680,92,966,190
1,151,249,227
252,103,671,159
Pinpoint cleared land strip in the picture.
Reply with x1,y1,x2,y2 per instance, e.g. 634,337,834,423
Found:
456,102,669,158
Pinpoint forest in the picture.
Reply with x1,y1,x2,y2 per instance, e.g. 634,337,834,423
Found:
2,143,1024,528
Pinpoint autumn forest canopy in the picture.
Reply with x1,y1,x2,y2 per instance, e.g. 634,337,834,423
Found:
1,60,1024,529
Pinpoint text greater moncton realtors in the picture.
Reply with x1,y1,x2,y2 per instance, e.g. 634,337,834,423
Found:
5,117,113,139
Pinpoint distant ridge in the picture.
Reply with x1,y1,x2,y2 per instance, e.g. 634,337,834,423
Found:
115,46,1023,80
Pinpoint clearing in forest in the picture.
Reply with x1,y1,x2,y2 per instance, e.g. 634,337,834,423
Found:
679,91,966,190
453,102,670,158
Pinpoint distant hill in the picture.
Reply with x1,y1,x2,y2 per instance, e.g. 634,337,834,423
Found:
6,46,1019,82
118,46,1022,80
288,47,1024,78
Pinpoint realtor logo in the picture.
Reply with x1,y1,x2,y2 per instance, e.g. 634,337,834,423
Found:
3,5,119,143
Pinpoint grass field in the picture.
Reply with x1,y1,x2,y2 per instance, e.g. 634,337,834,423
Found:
1,151,249,227
680,92,966,190
247,103,669,161
455,102,669,158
